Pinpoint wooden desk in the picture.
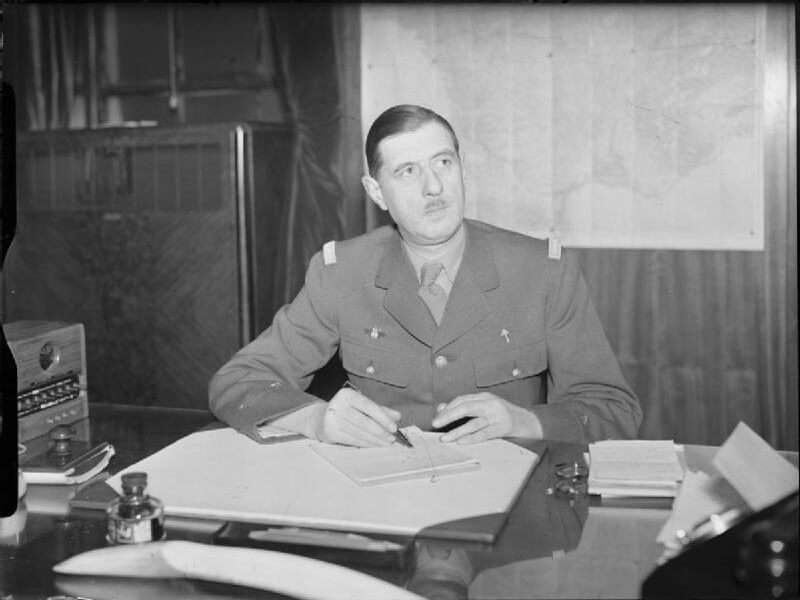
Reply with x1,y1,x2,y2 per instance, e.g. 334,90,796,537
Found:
0,405,787,599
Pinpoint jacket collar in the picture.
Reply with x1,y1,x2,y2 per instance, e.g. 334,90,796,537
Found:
374,220,499,292
375,220,499,349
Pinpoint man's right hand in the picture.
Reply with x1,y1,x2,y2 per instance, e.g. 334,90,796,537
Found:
315,386,402,447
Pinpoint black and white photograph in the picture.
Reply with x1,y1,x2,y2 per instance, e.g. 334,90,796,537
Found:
1,3,796,599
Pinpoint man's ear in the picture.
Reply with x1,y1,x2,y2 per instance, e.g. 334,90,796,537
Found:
361,176,387,211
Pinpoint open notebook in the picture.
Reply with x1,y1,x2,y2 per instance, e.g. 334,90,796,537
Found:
310,427,480,486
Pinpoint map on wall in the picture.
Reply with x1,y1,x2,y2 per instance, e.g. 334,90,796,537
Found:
361,4,766,250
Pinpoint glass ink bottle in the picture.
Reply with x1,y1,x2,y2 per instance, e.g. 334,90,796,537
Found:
106,471,165,544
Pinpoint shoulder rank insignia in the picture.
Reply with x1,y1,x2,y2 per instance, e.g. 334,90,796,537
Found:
322,240,337,265
548,237,562,260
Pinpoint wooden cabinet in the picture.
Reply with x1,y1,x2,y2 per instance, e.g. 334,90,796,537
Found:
3,123,293,409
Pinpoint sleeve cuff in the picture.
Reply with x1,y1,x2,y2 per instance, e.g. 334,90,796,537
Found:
530,403,587,444
214,387,320,444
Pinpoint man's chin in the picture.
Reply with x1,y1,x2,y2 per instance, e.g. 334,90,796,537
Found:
417,220,463,245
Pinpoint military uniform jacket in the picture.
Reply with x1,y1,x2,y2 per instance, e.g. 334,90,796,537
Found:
209,219,642,443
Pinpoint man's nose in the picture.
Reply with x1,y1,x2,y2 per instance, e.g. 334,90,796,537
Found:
422,167,443,195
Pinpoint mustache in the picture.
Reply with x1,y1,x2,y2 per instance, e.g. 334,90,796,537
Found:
424,199,448,212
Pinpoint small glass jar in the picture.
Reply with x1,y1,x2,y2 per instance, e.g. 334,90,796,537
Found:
106,472,165,544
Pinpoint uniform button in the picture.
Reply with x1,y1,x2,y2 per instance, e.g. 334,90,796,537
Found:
434,355,448,369
365,365,376,375
268,381,282,390
511,367,521,378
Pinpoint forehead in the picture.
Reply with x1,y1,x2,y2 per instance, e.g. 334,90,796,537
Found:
377,122,457,169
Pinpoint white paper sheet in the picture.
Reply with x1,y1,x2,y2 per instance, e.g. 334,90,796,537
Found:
310,427,480,486
712,421,800,511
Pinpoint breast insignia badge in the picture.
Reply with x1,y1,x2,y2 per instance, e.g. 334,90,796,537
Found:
322,240,337,265
365,327,384,340
548,237,562,260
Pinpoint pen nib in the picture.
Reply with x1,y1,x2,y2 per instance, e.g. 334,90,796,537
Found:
394,429,413,449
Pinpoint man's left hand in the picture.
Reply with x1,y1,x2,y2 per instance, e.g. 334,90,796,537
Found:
431,392,543,444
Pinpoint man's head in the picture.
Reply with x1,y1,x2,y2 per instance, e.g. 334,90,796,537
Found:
362,105,466,247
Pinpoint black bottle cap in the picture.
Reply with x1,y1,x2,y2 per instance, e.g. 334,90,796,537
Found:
121,471,148,493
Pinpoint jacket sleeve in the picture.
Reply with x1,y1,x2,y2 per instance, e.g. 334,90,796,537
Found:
531,249,643,443
208,251,339,442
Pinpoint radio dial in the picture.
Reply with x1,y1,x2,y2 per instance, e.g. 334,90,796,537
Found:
39,341,60,371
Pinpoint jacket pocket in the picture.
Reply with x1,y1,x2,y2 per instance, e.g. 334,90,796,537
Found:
473,340,547,387
340,340,410,387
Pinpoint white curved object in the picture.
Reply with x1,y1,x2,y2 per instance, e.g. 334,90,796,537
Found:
54,540,424,600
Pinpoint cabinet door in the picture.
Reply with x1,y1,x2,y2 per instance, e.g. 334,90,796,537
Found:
5,128,242,409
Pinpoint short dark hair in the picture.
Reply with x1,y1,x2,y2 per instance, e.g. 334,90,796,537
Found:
364,104,460,177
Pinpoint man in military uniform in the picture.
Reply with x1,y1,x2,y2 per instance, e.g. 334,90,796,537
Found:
209,104,642,447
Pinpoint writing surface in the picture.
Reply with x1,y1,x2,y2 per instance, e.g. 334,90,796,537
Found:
106,428,540,541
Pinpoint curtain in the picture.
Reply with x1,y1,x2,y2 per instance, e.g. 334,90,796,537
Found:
270,6,364,306
17,5,88,130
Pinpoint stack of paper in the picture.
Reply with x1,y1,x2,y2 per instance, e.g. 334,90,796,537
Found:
588,440,685,497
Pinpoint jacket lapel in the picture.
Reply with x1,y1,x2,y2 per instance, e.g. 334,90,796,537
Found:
375,231,437,347
433,221,499,352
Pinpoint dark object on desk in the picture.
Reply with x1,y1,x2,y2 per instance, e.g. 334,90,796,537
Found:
642,491,798,599
213,521,415,570
1,80,18,517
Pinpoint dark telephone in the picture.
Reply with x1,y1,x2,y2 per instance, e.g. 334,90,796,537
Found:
642,491,798,599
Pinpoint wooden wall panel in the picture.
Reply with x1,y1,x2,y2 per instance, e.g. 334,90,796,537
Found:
576,233,796,449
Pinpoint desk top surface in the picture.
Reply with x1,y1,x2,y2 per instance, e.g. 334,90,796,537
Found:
2,404,791,600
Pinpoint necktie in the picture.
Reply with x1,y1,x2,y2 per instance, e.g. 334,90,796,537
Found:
418,261,447,325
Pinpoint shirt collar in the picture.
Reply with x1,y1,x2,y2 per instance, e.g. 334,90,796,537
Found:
401,223,466,285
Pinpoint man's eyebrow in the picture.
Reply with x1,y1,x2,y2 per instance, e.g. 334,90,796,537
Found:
391,160,417,174
389,149,457,174
431,149,458,161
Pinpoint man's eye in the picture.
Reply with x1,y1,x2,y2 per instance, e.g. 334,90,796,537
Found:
433,157,453,170
399,165,418,177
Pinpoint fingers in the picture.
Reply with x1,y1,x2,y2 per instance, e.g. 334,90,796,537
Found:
347,393,400,433
380,406,403,422
336,413,395,447
431,395,483,429
323,387,400,447
439,415,488,443
323,403,393,447
432,393,513,444
445,423,500,445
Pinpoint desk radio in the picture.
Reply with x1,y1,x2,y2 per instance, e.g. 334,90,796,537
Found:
4,320,89,442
